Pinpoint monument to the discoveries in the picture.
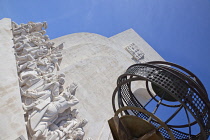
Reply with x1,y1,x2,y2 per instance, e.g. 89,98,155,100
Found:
0,18,164,140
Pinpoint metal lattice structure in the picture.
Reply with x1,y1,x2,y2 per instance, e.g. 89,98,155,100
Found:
112,61,210,140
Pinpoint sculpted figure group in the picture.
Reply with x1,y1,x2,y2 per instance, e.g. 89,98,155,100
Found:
12,21,88,140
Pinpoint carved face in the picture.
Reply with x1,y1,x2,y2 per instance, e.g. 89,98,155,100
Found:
58,73,65,78
71,109,79,118
37,47,48,56
46,42,55,48
43,35,49,41
58,77,65,85
39,57,49,64
71,128,84,140
40,30,46,35
43,22,48,29
80,119,88,127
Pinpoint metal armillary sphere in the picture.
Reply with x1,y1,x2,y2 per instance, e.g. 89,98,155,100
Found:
112,61,210,140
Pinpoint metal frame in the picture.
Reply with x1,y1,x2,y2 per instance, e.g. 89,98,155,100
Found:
112,61,210,140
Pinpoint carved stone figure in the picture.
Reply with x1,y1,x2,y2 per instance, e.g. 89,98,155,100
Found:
34,74,65,97
19,70,41,87
12,22,31,38
11,21,19,29
14,42,31,52
29,22,48,33
22,90,51,101
68,128,85,140
17,61,37,73
13,27,29,37
30,30,46,37
36,55,62,74
12,21,87,140
29,89,79,139
13,35,28,43
45,41,55,49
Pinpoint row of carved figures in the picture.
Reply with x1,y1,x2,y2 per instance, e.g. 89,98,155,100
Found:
12,21,89,140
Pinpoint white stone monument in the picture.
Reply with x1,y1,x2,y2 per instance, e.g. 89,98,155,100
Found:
51,28,164,139
0,18,28,140
0,18,164,140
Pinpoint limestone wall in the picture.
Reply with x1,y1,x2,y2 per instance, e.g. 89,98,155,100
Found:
109,28,165,62
0,18,28,140
0,18,165,140
51,30,165,139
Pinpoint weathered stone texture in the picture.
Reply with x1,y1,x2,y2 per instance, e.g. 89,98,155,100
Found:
0,18,164,139
51,29,164,139
0,18,28,140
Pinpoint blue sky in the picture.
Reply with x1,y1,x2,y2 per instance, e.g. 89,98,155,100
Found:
2,0,209,95
1,0,209,138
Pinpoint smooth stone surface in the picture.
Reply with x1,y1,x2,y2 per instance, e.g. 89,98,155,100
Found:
0,18,28,140
51,29,164,139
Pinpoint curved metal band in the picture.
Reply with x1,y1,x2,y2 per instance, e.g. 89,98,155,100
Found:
114,106,175,140
112,61,210,139
146,61,207,94
146,61,208,99
112,75,197,139
145,80,182,107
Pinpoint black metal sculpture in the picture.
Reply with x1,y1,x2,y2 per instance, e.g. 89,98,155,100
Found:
111,61,210,140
